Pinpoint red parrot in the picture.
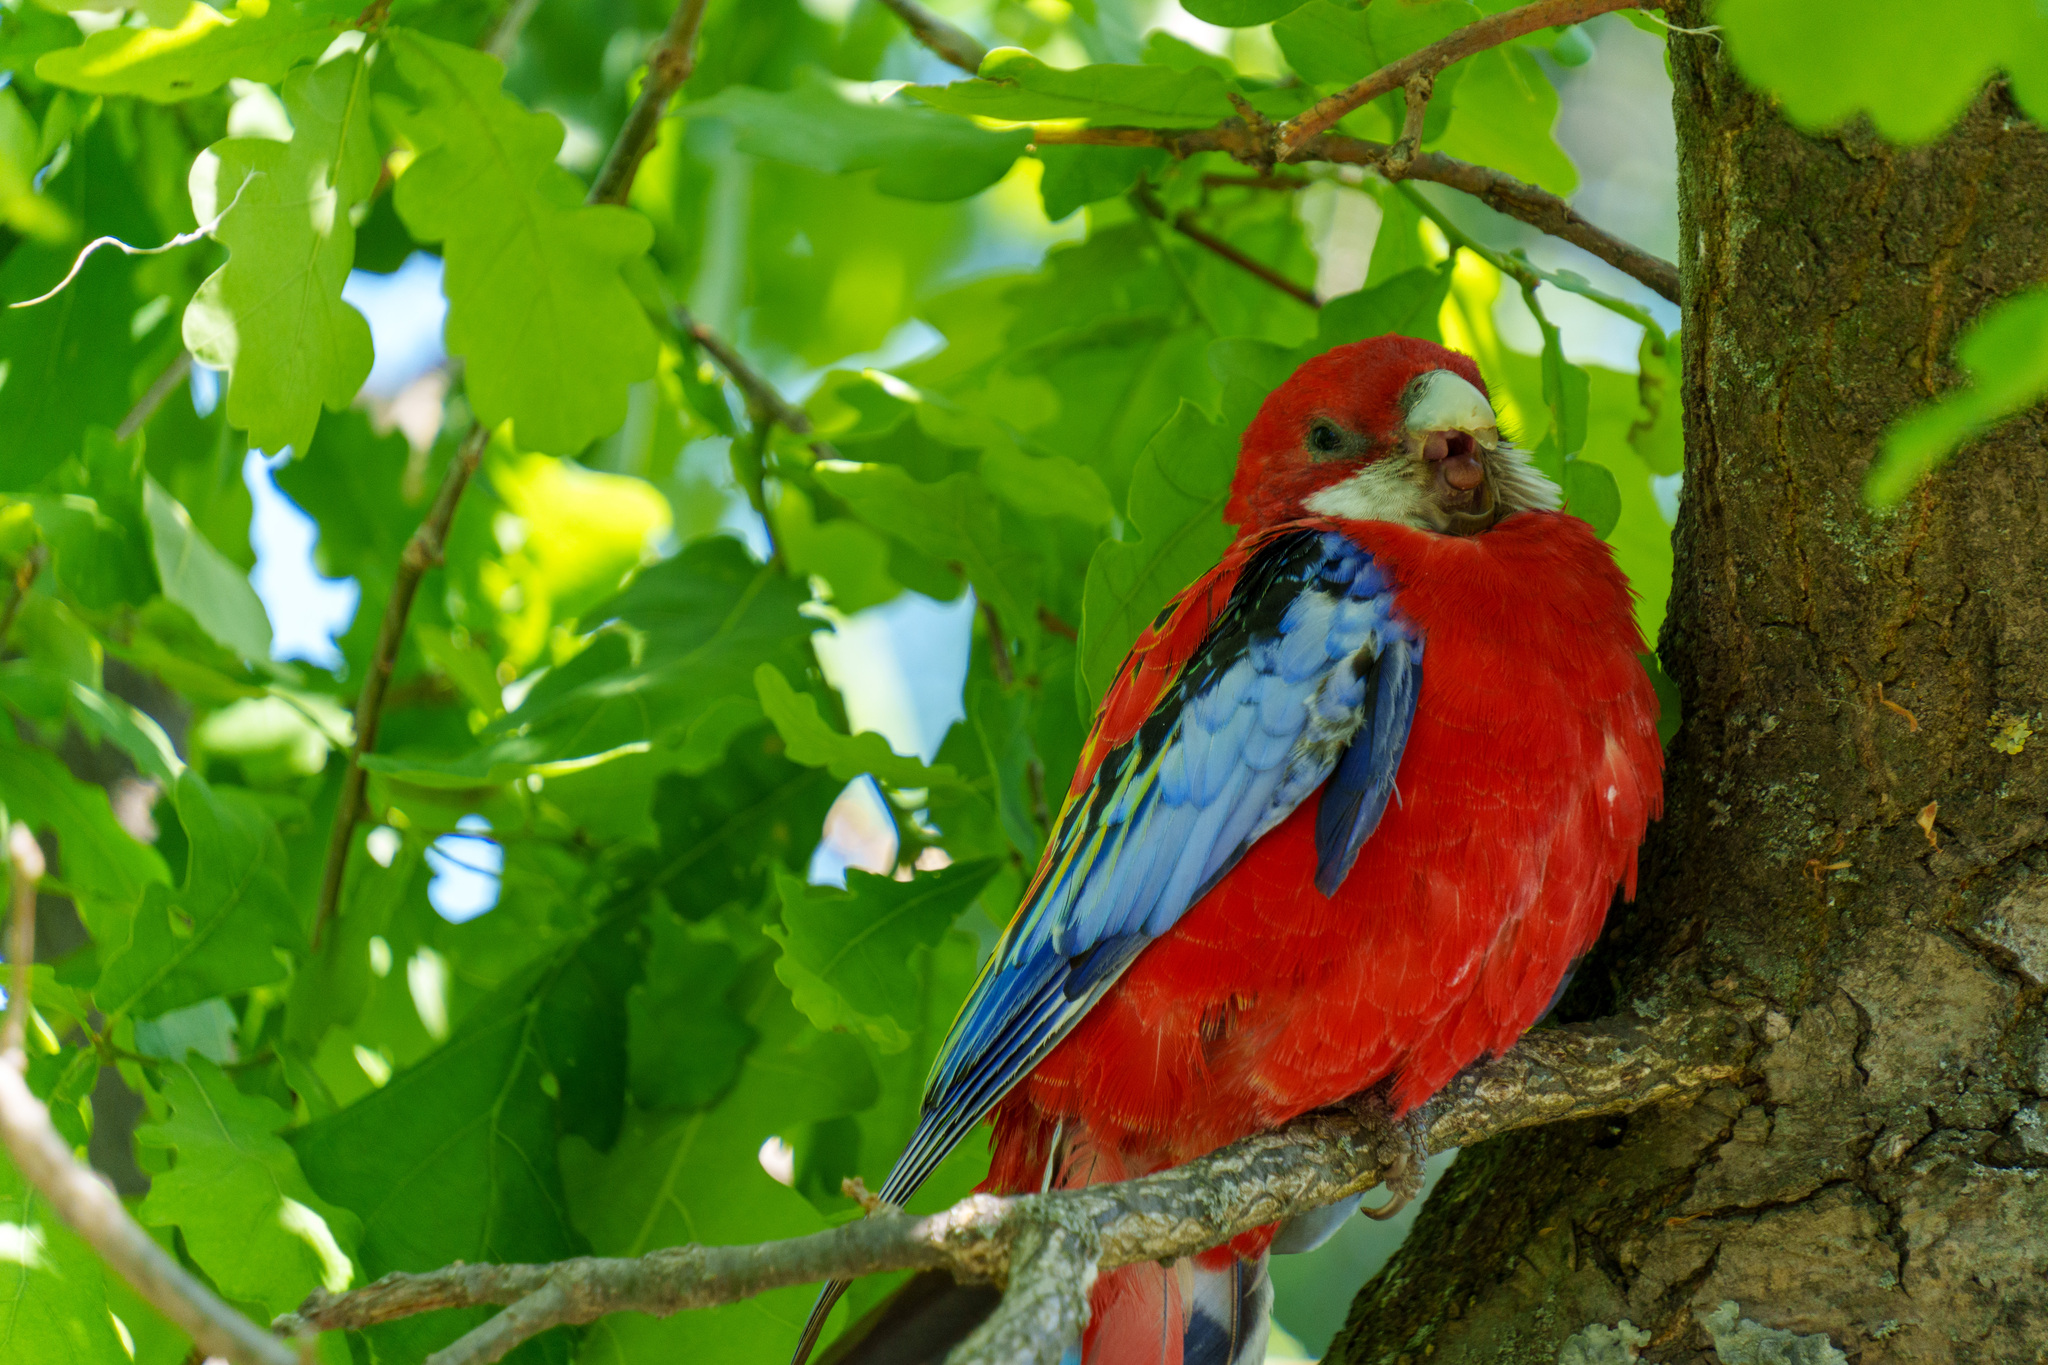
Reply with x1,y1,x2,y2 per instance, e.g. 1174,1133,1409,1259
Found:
794,336,1663,1365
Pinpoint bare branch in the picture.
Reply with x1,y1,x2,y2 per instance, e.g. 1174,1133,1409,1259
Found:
1133,183,1319,309
1274,0,1644,160
5,826,41,1060
588,0,712,207
1,829,298,1365
311,422,490,948
676,308,815,437
117,351,195,442
1384,74,1434,178
278,1009,1749,1359
1031,125,1680,304
877,0,988,75
480,0,545,61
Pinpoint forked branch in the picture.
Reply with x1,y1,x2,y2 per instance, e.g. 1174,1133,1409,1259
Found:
278,1008,1750,1365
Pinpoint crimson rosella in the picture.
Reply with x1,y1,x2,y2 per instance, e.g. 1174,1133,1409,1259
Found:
794,335,1664,1365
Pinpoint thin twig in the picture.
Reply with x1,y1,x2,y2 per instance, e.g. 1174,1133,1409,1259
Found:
5,826,40,1060
1132,184,1318,309
278,1008,1749,1362
1032,124,1680,304
311,423,489,949
588,0,712,206
674,308,814,436
117,351,195,441
876,0,988,75
0,828,298,1365
1384,73,1434,177
1274,0,1644,160
481,0,545,61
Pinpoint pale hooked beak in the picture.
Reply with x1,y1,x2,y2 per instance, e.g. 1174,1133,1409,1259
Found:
1405,370,1501,533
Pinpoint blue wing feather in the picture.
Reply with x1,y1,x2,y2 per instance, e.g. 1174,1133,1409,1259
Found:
879,528,1422,1207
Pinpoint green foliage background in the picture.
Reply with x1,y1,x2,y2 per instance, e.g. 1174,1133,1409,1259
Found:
0,0,2040,1361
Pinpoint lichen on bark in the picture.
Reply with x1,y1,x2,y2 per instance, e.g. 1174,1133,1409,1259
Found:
1329,2,2048,1360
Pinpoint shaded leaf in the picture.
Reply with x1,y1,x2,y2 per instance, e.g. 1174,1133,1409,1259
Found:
1077,399,1237,706
767,860,998,1052
755,662,954,790
0,1146,136,1364
686,69,1029,201
95,772,301,1021
144,479,273,660
0,739,169,946
626,907,755,1111
907,49,1237,128
647,725,842,921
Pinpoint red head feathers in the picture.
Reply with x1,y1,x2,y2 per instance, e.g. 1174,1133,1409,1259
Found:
1225,335,1561,536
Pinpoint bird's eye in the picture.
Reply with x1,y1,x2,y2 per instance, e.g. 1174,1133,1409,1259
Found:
1307,422,1344,455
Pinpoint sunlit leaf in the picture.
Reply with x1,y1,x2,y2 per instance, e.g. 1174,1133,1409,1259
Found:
755,662,955,789
1720,0,2048,142
384,30,656,454
1868,285,2048,505
143,478,273,660
907,48,1237,128
135,1057,361,1317
183,50,376,455
34,0,335,103
0,1146,137,1364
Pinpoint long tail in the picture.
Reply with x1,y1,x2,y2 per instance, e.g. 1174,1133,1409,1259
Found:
799,1117,1275,1365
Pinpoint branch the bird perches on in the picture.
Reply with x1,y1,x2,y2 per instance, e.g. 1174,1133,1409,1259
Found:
276,1009,1749,1365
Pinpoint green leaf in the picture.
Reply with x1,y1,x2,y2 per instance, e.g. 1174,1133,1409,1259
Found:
1316,265,1452,350
135,1057,361,1317
1628,331,1683,477
979,441,1116,526
1560,458,1621,539
384,30,656,454
1719,0,2048,143
755,662,954,789
0,1146,136,1364
283,832,424,1052
366,539,810,787
143,479,273,660
767,860,998,1053
562,987,875,1365
1077,399,1237,706
94,772,302,1022
646,725,843,921
1036,145,1168,222
1180,0,1309,25
0,87,69,241
1868,285,2048,505
34,0,336,102
294,918,639,1363
1432,48,1576,197
907,48,1237,128
811,461,1043,656
183,50,376,455
686,68,1029,202
627,907,755,1111
1274,0,1475,93
774,485,901,614
0,739,169,946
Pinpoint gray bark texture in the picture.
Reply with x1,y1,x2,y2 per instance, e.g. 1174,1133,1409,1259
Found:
1330,13,2048,1365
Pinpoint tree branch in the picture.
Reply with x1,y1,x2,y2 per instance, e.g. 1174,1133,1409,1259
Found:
311,421,490,948
876,0,987,75
1133,183,1319,309
313,0,717,947
1274,0,1645,160
0,828,300,1365
277,1008,1750,1362
588,0,711,207
116,350,194,442
1031,125,1680,304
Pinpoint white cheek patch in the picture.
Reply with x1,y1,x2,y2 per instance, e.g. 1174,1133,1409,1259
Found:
1303,463,1436,528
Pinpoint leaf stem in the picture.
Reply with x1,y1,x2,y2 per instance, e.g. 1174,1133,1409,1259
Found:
1132,183,1319,309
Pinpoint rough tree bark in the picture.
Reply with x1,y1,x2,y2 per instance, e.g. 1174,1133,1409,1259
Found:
1332,14,2048,1365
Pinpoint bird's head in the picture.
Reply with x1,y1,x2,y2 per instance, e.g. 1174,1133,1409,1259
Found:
1225,335,1561,535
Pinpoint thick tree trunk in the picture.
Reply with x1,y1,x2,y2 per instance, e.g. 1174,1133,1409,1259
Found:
1330,16,2048,1365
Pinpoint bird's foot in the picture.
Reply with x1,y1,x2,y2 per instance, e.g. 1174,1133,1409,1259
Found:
1348,1095,1430,1222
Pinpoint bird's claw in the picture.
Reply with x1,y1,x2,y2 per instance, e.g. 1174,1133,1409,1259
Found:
1349,1096,1430,1221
